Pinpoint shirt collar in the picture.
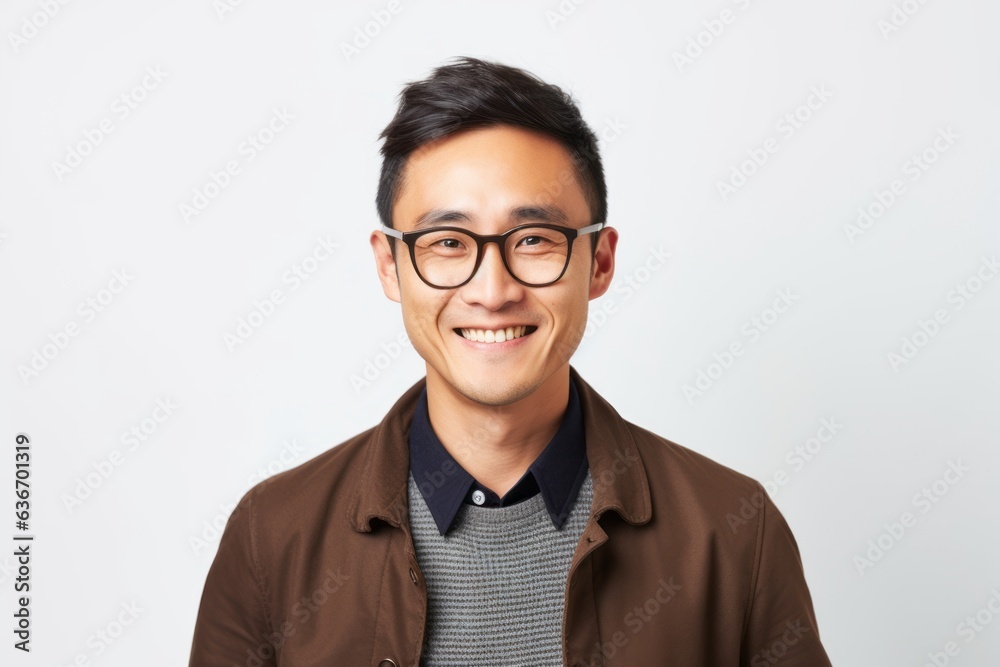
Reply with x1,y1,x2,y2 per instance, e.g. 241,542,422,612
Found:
408,377,588,536
349,365,651,536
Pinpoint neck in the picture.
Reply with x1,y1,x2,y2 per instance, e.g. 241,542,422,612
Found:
424,366,571,498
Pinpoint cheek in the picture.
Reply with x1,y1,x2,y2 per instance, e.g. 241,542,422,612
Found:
400,293,449,341
550,285,591,337
541,286,588,327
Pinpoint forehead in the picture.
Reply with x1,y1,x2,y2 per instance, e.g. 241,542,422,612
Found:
393,125,590,229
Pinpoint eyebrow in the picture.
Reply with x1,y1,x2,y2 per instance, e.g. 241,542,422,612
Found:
411,205,570,230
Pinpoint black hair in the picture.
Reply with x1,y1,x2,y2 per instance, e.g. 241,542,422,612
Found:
375,56,607,257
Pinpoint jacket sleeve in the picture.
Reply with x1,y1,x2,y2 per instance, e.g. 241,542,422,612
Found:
189,489,278,667
740,484,832,666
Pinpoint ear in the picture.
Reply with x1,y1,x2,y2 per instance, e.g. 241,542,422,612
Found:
370,230,401,303
588,226,618,300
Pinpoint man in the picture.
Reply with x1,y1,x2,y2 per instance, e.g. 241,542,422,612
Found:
189,57,832,666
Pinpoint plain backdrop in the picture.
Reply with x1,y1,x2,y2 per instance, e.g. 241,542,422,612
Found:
2,0,999,665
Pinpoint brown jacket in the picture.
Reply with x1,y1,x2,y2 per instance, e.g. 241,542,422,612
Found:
189,366,832,666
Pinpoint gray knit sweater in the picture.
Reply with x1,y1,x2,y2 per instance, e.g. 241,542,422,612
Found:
407,467,594,666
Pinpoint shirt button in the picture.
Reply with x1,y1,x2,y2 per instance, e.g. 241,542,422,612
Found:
472,489,486,505
378,660,397,667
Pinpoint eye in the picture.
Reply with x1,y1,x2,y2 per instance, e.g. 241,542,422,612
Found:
513,231,560,249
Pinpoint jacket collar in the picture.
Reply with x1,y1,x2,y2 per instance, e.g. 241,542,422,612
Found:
349,365,652,533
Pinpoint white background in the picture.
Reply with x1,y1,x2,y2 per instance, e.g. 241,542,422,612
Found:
2,0,999,665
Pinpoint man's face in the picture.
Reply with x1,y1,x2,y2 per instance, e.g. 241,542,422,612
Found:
370,124,617,407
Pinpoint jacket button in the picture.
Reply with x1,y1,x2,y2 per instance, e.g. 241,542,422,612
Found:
409,567,418,584
378,660,397,667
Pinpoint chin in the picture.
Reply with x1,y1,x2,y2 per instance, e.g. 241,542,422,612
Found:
452,375,539,407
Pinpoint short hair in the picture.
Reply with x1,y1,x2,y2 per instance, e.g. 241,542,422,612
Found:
376,56,607,256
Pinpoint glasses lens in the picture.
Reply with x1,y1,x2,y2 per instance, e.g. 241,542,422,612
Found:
505,226,570,285
412,226,571,287
413,229,478,288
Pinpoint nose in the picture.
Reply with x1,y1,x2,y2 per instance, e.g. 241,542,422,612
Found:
459,240,524,308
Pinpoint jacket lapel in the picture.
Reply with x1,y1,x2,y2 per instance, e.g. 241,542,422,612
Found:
349,376,425,533
347,366,654,666
570,366,652,527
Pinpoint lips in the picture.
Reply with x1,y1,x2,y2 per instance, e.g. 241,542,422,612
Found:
454,325,538,343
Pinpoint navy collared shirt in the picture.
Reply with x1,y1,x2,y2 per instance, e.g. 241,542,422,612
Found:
408,378,589,536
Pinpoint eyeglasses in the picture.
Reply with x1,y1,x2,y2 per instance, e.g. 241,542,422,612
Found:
381,222,605,289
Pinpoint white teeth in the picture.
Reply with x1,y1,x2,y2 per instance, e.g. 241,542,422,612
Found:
460,326,532,343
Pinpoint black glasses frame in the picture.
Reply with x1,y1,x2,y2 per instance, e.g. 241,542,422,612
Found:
380,222,605,289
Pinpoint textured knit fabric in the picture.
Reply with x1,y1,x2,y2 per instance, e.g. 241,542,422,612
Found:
407,466,594,666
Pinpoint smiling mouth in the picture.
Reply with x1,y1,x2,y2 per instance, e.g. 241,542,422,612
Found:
454,325,538,343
